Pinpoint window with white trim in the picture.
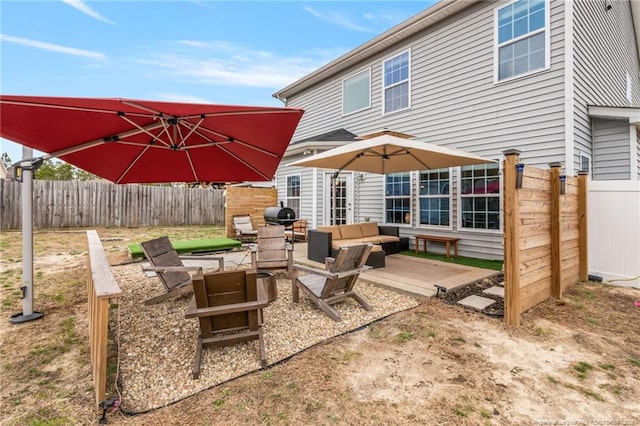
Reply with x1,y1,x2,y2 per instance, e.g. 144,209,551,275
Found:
342,69,370,115
460,164,500,230
285,174,301,218
383,50,410,114
385,172,411,224
496,0,547,81
418,168,450,227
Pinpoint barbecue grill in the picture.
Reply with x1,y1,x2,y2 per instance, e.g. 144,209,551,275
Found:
264,206,297,227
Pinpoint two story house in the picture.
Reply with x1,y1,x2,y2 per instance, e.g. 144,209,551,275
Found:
272,0,640,260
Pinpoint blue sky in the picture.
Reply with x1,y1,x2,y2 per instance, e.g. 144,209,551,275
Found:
1,0,433,163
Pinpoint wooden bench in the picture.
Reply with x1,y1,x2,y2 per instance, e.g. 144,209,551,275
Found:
415,235,460,259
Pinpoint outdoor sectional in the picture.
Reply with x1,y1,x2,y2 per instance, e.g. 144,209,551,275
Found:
307,222,409,268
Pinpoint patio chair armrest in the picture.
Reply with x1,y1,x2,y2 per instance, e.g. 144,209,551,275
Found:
378,225,399,237
178,255,224,269
143,265,203,273
292,264,337,278
185,299,268,318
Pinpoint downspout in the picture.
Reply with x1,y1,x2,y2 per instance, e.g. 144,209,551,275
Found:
564,0,575,175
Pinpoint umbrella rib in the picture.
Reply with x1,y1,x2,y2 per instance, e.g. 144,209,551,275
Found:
119,115,173,148
48,122,166,158
406,151,432,170
217,145,270,180
177,118,204,147
0,99,149,119
189,124,280,157
115,145,150,184
184,151,199,182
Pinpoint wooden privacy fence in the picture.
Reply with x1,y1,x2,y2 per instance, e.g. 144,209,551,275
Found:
0,179,225,229
86,230,121,405
503,151,588,326
225,185,277,238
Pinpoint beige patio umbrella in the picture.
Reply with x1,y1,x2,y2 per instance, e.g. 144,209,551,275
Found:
287,133,495,173
287,132,495,224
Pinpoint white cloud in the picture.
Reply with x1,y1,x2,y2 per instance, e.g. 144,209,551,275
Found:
137,41,337,89
304,6,375,33
0,34,107,60
61,0,116,25
155,94,213,104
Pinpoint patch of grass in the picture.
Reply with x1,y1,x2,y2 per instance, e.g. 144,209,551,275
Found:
368,327,381,340
212,390,231,408
628,357,640,368
586,317,597,325
600,363,615,371
396,331,415,342
427,330,436,338
547,375,560,384
480,409,491,418
340,350,361,364
261,371,274,380
574,361,593,379
452,404,473,417
400,250,503,271
328,414,339,422
453,336,466,343
563,382,605,401
474,342,482,348
534,327,547,337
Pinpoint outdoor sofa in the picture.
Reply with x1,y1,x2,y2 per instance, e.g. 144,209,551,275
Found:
307,222,408,267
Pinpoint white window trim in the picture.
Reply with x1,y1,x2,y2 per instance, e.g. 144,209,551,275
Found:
456,165,503,234
579,152,591,174
342,68,371,117
493,0,551,84
382,171,413,227
381,48,412,116
417,167,453,231
285,173,301,217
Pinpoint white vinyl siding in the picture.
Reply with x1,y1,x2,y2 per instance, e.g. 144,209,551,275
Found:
382,50,410,114
496,0,549,82
342,69,371,115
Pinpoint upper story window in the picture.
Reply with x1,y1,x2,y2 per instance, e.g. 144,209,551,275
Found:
383,50,410,114
419,168,451,227
286,174,301,218
342,69,370,115
385,172,411,224
496,0,548,81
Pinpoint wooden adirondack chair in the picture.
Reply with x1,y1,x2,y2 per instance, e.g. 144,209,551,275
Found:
291,243,374,321
140,236,224,305
232,214,258,243
250,225,293,276
185,270,268,379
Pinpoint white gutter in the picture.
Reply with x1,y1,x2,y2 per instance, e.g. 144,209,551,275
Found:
273,0,478,101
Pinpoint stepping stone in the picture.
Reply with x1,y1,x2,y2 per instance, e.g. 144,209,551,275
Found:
483,286,504,298
458,295,496,311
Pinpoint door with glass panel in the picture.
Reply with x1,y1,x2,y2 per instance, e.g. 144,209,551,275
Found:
324,172,353,225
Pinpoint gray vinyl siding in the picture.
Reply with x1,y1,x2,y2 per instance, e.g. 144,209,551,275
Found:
277,0,568,259
277,154,317,225
592,118,631,180
286,1,567,169
573,0,640,171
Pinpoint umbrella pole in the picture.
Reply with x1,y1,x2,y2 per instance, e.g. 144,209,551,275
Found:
331,172,336,225
11,147,44,324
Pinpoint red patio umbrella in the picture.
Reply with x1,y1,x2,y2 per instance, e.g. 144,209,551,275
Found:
0,95,303,324
0,95,304,183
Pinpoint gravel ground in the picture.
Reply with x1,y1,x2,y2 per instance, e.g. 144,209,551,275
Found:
110,264,420,413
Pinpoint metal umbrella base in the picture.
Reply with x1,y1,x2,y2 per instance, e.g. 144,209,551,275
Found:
10,311,44,324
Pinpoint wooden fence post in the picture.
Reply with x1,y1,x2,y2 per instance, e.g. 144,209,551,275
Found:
549,163,562,298
502,149,521,327
577,172,589,281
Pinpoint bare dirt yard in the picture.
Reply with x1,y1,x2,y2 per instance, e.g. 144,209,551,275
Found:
1,227,639,425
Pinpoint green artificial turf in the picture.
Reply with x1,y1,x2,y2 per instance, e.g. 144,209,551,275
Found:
128,237,242,259
400,250,503,271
